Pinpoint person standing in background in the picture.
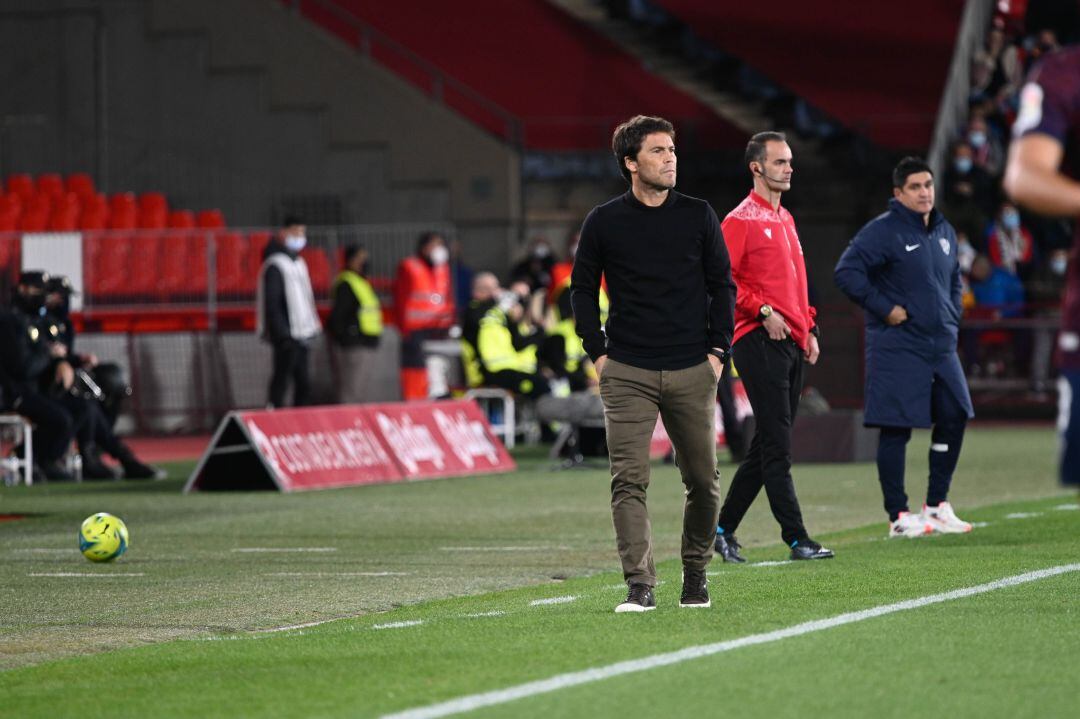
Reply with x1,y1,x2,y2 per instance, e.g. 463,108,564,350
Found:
328,245,382,404
257,216,321,408
394,232,455,400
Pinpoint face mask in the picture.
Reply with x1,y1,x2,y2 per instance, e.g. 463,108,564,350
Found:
968,131,987,148
1052,256,1069,276
1001,210,1020,230
429,245,449,266
532,245,551,259
954,157,973,174
285,235,307,252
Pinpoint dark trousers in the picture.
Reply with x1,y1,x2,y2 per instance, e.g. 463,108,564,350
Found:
718,328,809,546
13,392,75,463
1061,370,1080,487
876,376,967,520
268,340,311,408
61,395,131,461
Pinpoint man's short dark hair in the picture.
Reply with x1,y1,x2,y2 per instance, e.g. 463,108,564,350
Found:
416,231,443,254
281,215,304,228
744,131,787,169
611,115,675,184
892,157,933,188
343,244,366,264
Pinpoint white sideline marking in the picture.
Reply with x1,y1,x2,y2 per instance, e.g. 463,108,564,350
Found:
439,546,569,552
1005,512,1043,520
255,619,337,634
529,596,577,606
970,521,992,528
465,611,506,618
379,564,1080,719
373,620,423,630
1054,503,1080,511
232,547,337,553
265,571,410,577
750,560,793,567
29,572,145,577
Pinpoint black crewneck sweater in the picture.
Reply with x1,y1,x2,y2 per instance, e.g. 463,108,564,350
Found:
570,190,736,371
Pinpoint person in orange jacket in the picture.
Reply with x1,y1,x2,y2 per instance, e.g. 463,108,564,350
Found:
394,232,455,400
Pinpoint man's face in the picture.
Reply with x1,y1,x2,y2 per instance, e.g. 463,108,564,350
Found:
627,132,676,190
894,171,935,215
753,141,793,191
473,275,499,301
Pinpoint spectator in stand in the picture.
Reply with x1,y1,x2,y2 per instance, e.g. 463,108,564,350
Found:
971,21,1022,102
394,232,455,400
510,237,556,294
966,116,1006,176
942,142,996,237
449,239,474,325
256,216,321,408
328,245,382,404
987,201,1035,277
970,254,1026,318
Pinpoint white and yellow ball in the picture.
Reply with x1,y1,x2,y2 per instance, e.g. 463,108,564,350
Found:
79,512,129,562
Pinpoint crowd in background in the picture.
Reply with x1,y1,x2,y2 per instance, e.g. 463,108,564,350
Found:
943,7,1077,382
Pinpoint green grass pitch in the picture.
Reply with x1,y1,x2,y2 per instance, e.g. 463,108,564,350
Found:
1,425,1077,718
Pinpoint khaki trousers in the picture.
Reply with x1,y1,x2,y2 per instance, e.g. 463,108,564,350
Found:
599,358,720,587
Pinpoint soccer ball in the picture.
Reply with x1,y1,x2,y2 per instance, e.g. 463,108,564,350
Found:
79,512,129,562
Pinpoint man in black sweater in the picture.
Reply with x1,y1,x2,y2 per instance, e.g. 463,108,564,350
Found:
571,115,736,612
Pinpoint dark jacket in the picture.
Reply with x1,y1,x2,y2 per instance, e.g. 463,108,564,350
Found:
834,198,974,428
262,242,295,345
0,308,54,403
327,277,380,349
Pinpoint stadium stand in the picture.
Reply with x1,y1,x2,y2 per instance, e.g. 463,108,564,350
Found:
292,0,744,150
651,0,966,148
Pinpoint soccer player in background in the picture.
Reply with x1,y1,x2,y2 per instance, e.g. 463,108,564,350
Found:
1004,39,1080,490
835,158,975,537
712,132,833,563
571,115,735,612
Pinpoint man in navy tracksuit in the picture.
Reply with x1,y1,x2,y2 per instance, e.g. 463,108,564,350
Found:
835,157,975,539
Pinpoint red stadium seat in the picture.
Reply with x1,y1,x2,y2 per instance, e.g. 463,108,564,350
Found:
6,174,34,200
109,192,136,215
36,174,64,199
108,193,137,229
215,231,250,298
48,194,81,231
0,193,22,222
0,236,19,272
159,231,208,300
300,247,332,296
196,209,225,229
20,208,49,233
168,210,195,229
127,233,163,299
87,234,133,301
248,231,272,266
65,173,96,198
0,210,18,232
138,193,169,229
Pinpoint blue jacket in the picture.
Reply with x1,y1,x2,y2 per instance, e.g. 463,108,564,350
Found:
834,199,974,428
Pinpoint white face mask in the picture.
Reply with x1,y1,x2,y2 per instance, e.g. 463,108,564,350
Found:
285,235,307,252
429,245,449,266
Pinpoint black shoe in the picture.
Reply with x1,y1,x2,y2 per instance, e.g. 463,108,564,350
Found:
790,539,835,561
615,583,656,613
715,533,747,563
39,461,74,482
679,567,711,608
82,455,118,481
122,459,166,481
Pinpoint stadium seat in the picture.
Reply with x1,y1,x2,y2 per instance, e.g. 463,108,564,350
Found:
138,193,169,229
48,193,82,232
108,194,137,230
248,230,272,266
87,233,133,301
215,231,250,298
79,194,109,230
127,233,163,299
168,210,195,229
65,173,95,198
36,174,64,199
159,231,209,300
300,247,332,296
6,174,34,200
196,209,225,229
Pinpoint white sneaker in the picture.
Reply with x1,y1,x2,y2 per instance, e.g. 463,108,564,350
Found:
888,511,933,538
923,502,972,534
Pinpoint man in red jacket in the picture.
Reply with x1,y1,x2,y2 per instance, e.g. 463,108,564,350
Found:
713,131,833,562
394,232,455,400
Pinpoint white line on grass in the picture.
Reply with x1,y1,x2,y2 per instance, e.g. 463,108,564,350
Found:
439,546,570,552
373,620,424,630
971,521,992,528
465,611,506,618
528,596,577,606
232,547,337,553
264,572,410,577
28,572,145,577
255,619,338,634
1054,503,1079,511
1005,512,1044,519
379,563,1080,719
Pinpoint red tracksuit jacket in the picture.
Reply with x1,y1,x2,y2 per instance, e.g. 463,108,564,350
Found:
723,190,816,350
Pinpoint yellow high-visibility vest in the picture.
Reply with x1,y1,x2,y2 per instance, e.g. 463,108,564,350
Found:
334,271,383,337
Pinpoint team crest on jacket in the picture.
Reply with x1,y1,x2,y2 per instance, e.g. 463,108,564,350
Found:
939,237,950,255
